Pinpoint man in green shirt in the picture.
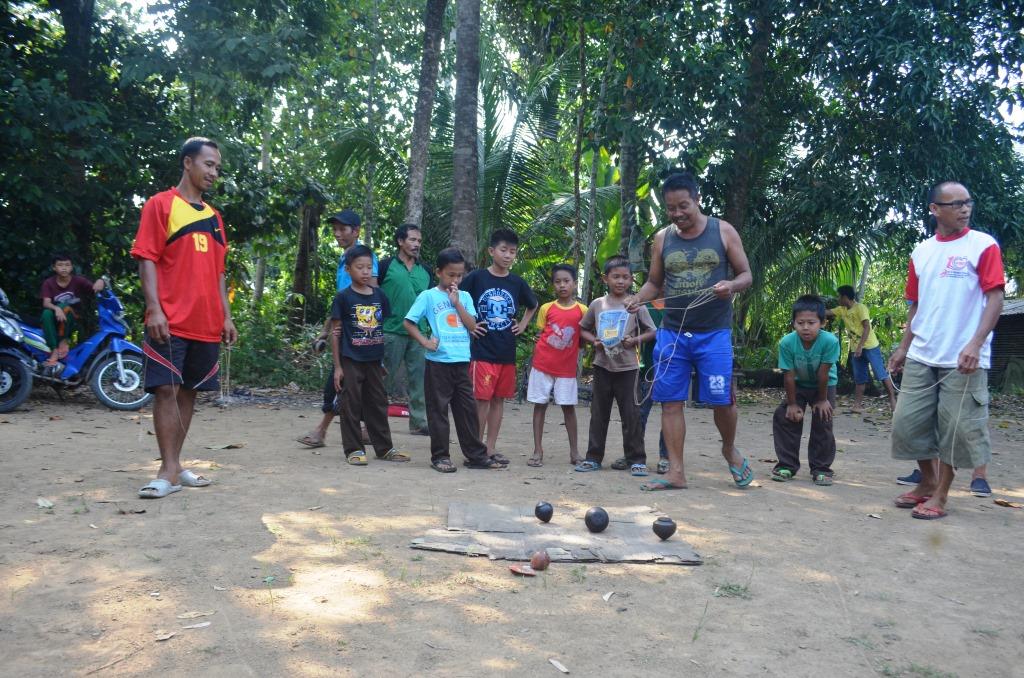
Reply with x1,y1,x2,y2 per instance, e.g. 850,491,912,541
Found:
379,224,433,434
827,285,897,412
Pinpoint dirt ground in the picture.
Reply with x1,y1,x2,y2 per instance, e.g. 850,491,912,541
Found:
1,387,1022,678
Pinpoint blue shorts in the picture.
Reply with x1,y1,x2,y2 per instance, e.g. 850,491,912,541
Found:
850,346,889,384
650,328,733,405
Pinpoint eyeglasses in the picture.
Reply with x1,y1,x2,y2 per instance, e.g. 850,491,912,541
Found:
932,199,975,209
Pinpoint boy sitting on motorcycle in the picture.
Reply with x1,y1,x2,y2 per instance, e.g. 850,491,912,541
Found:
40,253,104,367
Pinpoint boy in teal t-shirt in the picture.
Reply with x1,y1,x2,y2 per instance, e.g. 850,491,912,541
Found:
772,295,841,485
404,248,506,473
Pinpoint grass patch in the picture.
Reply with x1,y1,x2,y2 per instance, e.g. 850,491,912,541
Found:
713,582,751,599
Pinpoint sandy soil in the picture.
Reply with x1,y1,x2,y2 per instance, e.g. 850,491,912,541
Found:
1,388,1022,677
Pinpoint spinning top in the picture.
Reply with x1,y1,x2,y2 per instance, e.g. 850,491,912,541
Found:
535,501,554,523
652,516,677,541
584,507,609,533
530,550,551,570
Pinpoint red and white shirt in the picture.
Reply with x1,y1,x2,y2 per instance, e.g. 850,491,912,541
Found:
131,188,228,343
905,228,1005,369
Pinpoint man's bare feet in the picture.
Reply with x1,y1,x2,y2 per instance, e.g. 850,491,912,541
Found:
56,340,69,359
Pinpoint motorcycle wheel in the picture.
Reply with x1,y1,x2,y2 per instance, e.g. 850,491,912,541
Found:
0,354,33,413
90,352,153,411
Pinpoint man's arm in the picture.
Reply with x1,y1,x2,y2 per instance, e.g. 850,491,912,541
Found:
219,273,238,345
139,259,169,343
958,288,1004,374
626,228,666,311
717,220,753,299
888,303,917,374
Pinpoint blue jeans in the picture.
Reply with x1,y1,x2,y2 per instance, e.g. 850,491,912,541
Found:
850,346,890,384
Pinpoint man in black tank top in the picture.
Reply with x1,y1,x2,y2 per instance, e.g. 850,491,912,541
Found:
626,173,754,490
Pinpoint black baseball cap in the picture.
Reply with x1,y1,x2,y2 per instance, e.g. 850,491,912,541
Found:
327,209,361,228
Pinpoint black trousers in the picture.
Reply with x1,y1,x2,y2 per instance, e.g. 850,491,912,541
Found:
339,358,393,457
586,366,646,464
424,361,489,464
772,386,836,475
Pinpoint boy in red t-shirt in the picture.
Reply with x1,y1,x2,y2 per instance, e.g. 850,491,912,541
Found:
39,252,105,366
525,264,587,466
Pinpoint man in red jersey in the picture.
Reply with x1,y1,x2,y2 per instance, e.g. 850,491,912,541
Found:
131,137,238,498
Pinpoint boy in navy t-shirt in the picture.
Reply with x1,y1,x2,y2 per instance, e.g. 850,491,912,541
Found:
332,245,409,466
459,228,538,462
405,248,506,472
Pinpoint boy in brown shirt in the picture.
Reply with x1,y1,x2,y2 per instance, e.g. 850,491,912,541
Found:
576,256,656,475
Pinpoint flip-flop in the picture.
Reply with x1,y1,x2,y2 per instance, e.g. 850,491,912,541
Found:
347,452,368,466
574,460,602,472
729,457,755,488
640,478,686,491
296,434,325,449
656,459,669,474
179,470,212,487
491,452,510,466
527,455,544,467
894,492,931,509
139,478,182,499
377,448,411,462
630,463,649,477
911,505,947,520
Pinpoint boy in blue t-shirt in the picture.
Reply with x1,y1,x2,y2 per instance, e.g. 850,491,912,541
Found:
404,248,506,472
772,295,841,485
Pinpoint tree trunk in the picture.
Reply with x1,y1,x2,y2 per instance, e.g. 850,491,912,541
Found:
618,87,638,258
52,0,96,266
253,102,273,308
404,0,448,227
361,0,382,248
581,46,615,303
291,201,323,325
722,7,770,233
572,16,586,272
451,0,482,266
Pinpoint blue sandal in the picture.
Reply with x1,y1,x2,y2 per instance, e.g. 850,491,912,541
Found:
630,463,649,477
729,457,754,488
574,460,602,472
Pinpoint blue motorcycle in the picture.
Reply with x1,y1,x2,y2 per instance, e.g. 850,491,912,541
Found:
0,285,152,412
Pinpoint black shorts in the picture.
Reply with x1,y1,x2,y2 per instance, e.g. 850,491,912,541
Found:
142,334,220,393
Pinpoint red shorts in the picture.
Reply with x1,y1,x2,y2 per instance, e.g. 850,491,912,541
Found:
471,361,516,400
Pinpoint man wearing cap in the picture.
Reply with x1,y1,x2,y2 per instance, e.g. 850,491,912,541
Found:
296,210,379,448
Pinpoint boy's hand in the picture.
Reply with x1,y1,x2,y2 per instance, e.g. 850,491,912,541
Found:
446,283,461,305
146,308,170,343
334,365,344,391
92,279,105,293
888,347,907,374
471,320,488,338
812,399,833,422
424,336,440,352
785,404,804,423
593,339,604,352
624,296,641,313
512,318,529,336
854,347,863,358
54,307,67,323
622,335,638,348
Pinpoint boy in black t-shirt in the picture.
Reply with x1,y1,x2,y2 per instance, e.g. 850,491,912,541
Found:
331,245,410,466
459,229,539,461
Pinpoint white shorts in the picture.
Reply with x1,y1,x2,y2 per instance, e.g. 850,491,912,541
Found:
527,368,578,405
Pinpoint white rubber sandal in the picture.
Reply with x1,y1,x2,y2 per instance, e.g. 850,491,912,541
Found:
179,470,212,487
138,478,182,499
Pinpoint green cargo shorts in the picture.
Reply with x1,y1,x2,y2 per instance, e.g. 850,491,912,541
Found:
891,359,992,469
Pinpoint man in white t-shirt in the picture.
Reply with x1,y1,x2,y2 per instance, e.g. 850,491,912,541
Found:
888,181,1005,520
